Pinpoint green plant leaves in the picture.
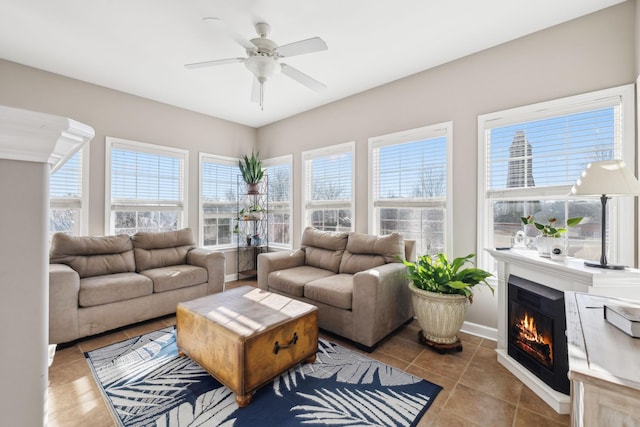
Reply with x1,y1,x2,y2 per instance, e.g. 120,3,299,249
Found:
403,253,493,301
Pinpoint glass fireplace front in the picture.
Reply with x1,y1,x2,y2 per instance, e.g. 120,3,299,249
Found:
507,275,569,395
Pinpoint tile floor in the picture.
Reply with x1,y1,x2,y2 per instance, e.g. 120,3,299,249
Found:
47,280,571,426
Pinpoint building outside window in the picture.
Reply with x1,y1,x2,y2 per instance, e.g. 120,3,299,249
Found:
302,142,354,232
50,147,89,237
369,122,452,256
477,84,635,270
106,137,188,235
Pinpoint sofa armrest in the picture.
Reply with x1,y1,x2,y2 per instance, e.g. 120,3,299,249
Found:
187,248,226,294
352,262,413,348
257,249,306,290
49,264,80,344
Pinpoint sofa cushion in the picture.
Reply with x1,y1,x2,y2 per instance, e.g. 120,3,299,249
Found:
339,232,405,274
132,228,196,272
50,233,135,278
304,274,354,310
79,272,153,307
300,227,348,273
267,265,335,297
141,265,208,293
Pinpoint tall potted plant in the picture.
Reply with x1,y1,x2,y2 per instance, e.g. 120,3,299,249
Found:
403,253,493,352
238,151,264,194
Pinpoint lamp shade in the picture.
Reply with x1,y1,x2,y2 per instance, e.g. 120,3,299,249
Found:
569,160,640,196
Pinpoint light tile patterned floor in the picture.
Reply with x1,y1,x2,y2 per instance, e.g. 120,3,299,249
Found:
47,280,570,426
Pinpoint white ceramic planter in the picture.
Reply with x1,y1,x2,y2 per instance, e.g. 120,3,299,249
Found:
536,236,562,258
409,283,469,344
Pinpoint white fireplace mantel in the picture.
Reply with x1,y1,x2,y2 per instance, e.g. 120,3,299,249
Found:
487,248,640,415
0,105,94,172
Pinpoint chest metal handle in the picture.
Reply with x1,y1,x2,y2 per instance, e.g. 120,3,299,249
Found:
273,332,298,354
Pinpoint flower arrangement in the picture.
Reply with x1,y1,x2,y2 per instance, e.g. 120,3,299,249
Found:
520,216,583,238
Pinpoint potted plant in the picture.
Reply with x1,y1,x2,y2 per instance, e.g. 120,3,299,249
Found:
238,151,264,194
403,253,493,351
520,215,582,257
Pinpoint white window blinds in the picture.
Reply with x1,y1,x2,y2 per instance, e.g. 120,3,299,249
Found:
200,154,238,247
305,147,352,204
302,142,354,231
264,156,292,247
50,150,82,206
369,123,451,255
372,133,447,203
111,144,184,206
485,96,622,195
201,156,238,203
106,137,187,235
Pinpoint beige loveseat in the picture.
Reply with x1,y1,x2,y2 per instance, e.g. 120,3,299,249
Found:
49,228,225,344
258,227,415,351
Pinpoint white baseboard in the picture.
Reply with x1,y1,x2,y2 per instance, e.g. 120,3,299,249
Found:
225,274,238,283
460,321,497,341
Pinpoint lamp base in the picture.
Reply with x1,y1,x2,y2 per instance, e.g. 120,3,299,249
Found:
583,260,626,270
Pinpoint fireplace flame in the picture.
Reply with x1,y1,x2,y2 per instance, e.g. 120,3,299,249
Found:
514,311,553,368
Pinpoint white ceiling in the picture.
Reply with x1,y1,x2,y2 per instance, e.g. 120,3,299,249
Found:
0,0,625,128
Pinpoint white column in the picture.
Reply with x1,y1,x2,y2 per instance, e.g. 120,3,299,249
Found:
0,105,94,426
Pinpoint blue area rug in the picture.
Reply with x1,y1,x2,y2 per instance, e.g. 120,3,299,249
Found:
85,327,441,426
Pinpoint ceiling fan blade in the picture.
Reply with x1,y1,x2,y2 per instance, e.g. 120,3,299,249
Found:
250,77,260,103
203,17,255,50
277,37,328,58
281,64,326,92
184,57,244,69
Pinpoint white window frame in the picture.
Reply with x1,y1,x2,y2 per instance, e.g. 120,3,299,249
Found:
477,84,636,270
368,122,453,256
198,152,239,249
264,154,293,249
301,141,355,231
105,136,188,235
49,144,90,236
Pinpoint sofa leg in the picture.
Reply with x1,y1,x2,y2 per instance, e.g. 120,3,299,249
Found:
352,342,377,353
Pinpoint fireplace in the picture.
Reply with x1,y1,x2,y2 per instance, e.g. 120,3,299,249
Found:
507,275,569,395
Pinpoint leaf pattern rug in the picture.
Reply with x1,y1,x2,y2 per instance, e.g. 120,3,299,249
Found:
85,327,442,426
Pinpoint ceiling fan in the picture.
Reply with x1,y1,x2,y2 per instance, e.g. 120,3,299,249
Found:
185,18,328,110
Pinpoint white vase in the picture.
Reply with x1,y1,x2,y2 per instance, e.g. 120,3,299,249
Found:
536,236,559,258
409,283,469,344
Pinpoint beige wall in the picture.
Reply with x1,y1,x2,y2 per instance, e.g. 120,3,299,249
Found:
258,2,636,329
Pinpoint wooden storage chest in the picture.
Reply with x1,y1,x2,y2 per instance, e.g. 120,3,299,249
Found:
176,286,318,406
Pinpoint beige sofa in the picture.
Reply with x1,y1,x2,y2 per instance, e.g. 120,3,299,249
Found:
258,227,415,351
49,228,225,344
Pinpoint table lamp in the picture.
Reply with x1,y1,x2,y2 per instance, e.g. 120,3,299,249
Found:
569,160,640,269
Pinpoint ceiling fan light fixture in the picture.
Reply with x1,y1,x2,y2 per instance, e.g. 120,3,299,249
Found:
244,56,280,110
244,55,281,81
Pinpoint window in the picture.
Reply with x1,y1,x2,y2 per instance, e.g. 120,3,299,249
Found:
478,85,635,269
106,137,188,235
50,146,89,237
264,155,292,248
302,142,354,231
199,153,238,248
369,122,452,256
